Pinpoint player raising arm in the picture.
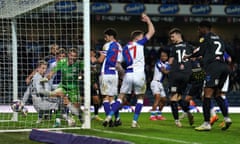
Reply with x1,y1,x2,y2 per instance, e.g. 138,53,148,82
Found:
102,13,155,128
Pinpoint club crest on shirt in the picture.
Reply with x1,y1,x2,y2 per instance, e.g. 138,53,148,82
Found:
199,37,204,43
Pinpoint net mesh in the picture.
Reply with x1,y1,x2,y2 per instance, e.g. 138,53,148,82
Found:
0,0,86,131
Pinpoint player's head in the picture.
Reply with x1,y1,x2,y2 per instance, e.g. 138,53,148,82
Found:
130,30,144,42
168,28,183,44
37,60,48,75
159,49,169,62
104,28,117,42
50,44,59,55
68,48,78,65
90,48,96,57
198,20,211,36
57,48,66,60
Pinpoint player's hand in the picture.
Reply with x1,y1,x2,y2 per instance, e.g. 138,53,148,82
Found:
25,78,31,85
91,56,97,64
141,13,150,23
40,77,48,83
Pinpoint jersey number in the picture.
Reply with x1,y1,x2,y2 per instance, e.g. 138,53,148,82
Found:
176,49,187,63
214,41,223,55
129,46,137,59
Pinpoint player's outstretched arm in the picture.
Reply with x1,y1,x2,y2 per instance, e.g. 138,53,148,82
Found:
141,13,155,40
25,69,37,85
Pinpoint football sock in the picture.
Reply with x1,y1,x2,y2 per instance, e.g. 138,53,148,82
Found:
215,96,229,117
67,103,79,116
103,100,110,116
93,104,99,115
150,111,157,117
38,110,43,119
133,99,143,121
203,97,211,122
222,95,229,113
170,101,179,120
111,100,121,114
179,99,190,112
157,111,162,116
107,100,121,119
114,110,120,120
210,100,216,116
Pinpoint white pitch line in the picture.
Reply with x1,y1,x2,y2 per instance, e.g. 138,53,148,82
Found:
92,128,201,144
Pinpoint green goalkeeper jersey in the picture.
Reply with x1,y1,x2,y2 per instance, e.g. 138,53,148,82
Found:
53,58,83,102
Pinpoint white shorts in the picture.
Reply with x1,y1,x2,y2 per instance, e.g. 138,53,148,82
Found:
150,80,166,97
99,74,118,96
120,72,146,95
221,75,229,92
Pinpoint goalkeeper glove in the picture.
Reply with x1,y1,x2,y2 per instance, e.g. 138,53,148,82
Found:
40,77,49,83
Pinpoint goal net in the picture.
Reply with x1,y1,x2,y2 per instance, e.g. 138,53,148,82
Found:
0,0,91,132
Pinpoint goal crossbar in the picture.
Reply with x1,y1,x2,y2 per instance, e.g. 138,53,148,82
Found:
0,0,57,19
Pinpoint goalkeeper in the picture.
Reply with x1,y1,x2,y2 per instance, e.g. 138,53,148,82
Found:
44,48,84,127
29,60,59,124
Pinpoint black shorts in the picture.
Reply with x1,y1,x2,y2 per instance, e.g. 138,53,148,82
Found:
188,81,203,99
169,72,191,95
204,61,230,89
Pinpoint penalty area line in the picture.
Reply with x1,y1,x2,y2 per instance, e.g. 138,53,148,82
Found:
92,128,201,144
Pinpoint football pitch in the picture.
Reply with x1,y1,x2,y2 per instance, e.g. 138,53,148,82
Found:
0,112,239,144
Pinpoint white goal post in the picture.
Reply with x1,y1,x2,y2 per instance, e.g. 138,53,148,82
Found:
0,0,91,131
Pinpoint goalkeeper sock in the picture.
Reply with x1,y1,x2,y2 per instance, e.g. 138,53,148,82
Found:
67,103,79,116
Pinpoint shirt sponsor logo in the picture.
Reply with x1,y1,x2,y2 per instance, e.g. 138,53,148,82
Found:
55,1,77,12
158,4,179,14
124,3,145,14
225,5,240,15
190,5,211,15
91,3,111,13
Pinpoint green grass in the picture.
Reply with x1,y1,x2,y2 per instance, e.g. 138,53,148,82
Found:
0,112,239,144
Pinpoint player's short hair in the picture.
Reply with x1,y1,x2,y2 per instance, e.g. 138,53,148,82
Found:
104,28,117,38
168,28,182,36
130,30,144,41
159,48,169,57
57,48,66,55
37,60,48,67
50,44,59,50
198,20,212,30
68,48,78,54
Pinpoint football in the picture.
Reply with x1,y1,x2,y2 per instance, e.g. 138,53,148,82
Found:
11,100,24,112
